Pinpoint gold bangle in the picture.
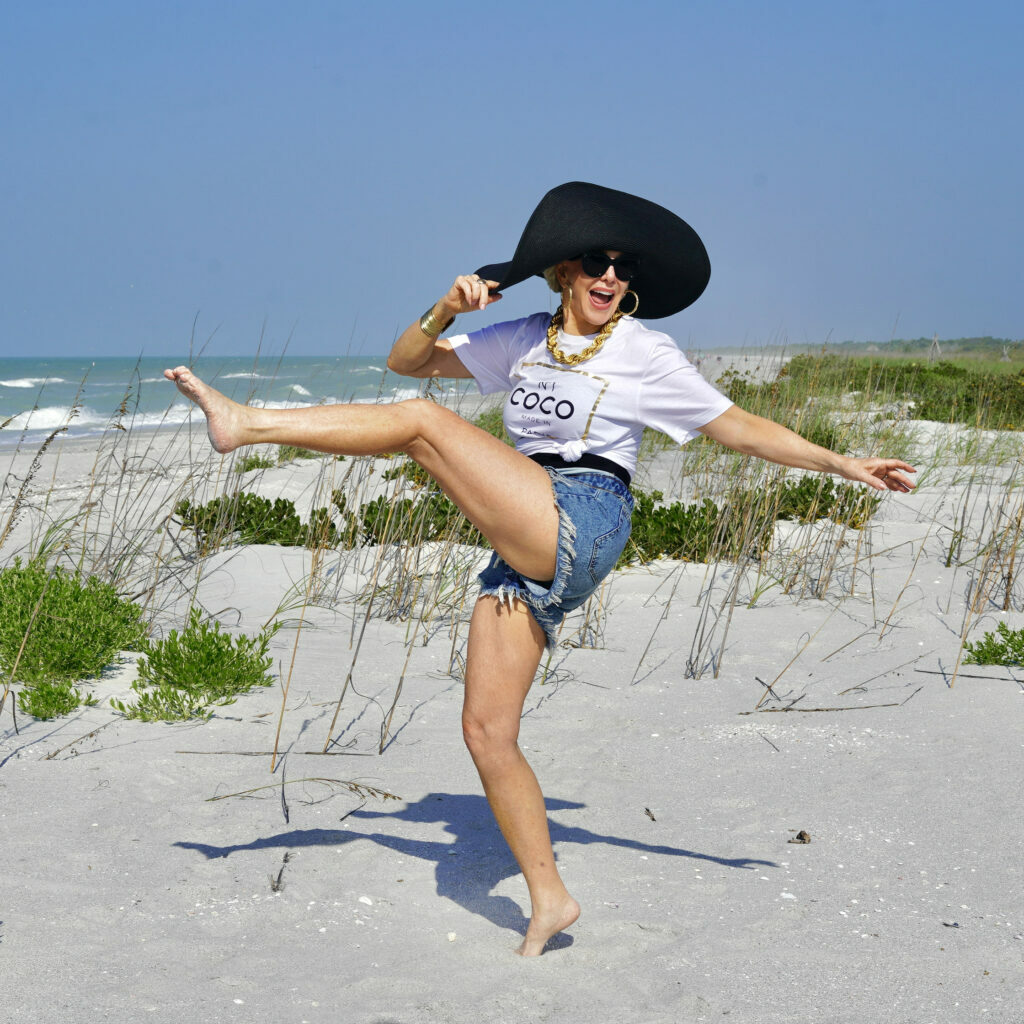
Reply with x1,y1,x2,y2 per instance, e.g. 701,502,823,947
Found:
419,305,455,340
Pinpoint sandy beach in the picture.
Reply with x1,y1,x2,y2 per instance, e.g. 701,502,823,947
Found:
2,369,1022,1023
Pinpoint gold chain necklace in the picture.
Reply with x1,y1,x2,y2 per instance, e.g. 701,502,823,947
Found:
546,306,624,366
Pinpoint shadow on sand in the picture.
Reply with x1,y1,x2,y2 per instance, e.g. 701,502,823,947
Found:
176,791,777,944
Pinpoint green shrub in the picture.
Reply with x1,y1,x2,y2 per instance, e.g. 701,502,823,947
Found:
0,559,146,686
715,367,759,405
328,491,362,548
620,477,880,567
175,484,484,555
963,621,1024,666
277,444,324,463
114,683,215,722
112,609,279,722
175,493,340,552
178,471,878,572
0,559,146,720
381,459,432,488
235,452,276,474
17,680,98,719
357,492,482,547
622,491,731,565
772,476,880,530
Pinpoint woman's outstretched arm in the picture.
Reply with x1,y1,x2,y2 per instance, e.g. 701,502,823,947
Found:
387,274,501,379
697,405,916,492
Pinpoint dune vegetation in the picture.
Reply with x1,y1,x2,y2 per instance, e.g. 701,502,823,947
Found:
2,349,1022,749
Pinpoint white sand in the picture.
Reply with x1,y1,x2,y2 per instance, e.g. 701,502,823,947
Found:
2,384,1023,1023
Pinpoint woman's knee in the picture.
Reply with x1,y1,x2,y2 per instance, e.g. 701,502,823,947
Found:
462,709,519,761
397,398,459,457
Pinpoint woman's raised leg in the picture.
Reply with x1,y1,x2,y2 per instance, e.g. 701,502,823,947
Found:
164,366,559,582
462,595,580,956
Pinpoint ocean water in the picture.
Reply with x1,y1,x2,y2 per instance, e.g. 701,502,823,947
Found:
0,354,440,449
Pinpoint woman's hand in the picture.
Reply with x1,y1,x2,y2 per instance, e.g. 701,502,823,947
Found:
440,274,502,316
387,273,500,379
836,457,916,493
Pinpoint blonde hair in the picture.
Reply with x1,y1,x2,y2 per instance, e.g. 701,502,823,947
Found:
543,264,563,294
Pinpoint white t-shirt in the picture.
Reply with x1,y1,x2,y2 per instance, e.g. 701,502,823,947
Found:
449,312,733,476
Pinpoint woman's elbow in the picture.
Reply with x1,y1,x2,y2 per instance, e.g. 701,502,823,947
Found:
387,352,420,377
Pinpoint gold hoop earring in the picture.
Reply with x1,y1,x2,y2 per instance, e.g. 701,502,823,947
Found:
620,290,639,316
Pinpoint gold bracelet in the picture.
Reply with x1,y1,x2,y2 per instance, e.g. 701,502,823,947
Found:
419,305,455,340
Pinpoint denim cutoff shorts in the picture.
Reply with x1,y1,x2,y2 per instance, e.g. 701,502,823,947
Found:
477,467,635,649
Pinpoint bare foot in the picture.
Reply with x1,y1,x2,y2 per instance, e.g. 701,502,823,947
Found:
516,896,580,957
164,366,246,453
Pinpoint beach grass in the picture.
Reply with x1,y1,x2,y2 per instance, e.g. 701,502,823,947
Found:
2,347,1023,730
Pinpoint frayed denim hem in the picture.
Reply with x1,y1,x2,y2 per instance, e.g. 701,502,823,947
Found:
476,467,631,651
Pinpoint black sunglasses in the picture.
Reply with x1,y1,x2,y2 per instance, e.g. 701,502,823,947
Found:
577,251,640,282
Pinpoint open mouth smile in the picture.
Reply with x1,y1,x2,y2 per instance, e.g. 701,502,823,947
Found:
589,289,615,309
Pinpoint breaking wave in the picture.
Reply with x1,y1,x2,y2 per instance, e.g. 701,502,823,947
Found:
1,377,69,389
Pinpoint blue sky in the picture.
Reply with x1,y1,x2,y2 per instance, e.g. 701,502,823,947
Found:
3,0,1022,357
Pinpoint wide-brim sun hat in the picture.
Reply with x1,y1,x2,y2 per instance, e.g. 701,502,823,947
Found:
475,181,710,320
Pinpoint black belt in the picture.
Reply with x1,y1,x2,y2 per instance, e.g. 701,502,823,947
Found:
528,452,632,488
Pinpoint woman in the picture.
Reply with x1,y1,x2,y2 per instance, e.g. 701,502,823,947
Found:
166,182,914,956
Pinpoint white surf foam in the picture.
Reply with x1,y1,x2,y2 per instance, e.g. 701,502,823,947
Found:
5,405,102,431
1,377,69,389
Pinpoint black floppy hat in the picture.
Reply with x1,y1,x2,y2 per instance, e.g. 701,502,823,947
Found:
474,181,710,319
